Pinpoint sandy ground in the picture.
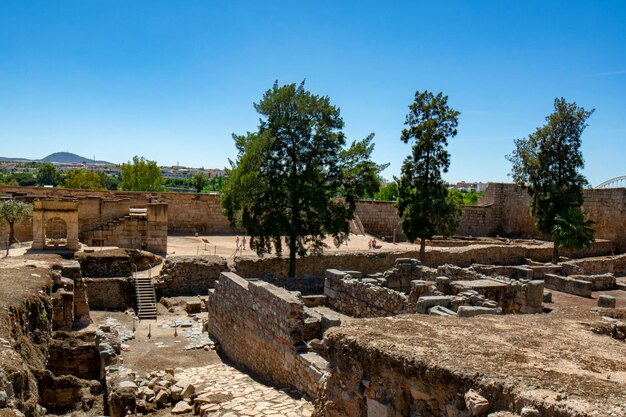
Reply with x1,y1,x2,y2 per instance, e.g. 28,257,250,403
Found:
91,306,222,374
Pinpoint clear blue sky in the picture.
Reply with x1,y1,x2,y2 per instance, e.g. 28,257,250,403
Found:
1,1,625,186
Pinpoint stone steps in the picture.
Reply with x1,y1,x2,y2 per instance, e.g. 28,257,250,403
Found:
136,276,157,320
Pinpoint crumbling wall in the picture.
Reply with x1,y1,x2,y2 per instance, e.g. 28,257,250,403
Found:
76,249,161,278
155,256,227,296
84,278,135,310
207,272,327,398
324,269,413,317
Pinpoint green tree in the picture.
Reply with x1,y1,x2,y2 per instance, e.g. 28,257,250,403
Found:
397,91,462,261
64,169,105,190
507,98,595,262
192,173,208,193
120,156,165,192
36,162,59,186
374,182,399,201
0,199,33,246
221,81,383,278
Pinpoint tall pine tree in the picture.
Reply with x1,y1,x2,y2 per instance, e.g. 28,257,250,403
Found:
221,81,383,278
397,91,461,261
507,98,595,262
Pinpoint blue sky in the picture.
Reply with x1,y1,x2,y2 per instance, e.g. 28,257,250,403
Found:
1,1,625,186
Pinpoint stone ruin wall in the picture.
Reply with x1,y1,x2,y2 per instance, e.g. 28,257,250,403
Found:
3,183,626,250
207,272,328,399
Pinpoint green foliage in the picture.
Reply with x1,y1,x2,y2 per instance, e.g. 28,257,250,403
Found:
396,90,462,259
63,168,105,190
0,199,33,244
192,173,209,193
448,189,484,205
374,182,399,201
221,81,383,277
120,156,165,191
98,172,120,190
552,208,595,250
38,309,48,324
507,97,595,259
36,162,59,186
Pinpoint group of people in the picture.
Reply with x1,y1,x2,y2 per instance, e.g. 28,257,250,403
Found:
368,238,378,250
235,236,247,250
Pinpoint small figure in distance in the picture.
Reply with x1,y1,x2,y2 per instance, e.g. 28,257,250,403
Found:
236,236,240,249
242,236,247,250
368,239,372,250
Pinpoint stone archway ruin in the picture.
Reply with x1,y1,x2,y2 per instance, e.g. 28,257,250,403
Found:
32,199,80,251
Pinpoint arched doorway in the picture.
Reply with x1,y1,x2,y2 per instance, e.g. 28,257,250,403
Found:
45,217,68,248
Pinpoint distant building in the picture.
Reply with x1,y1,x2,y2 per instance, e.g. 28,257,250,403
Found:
451,181,488,192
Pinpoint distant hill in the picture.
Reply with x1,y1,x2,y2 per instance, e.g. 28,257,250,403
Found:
40,152,112,165
0,156,31,162
0,152,113,164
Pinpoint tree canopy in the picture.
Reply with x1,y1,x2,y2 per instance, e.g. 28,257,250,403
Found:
507,97,595,261
221,81,384,277
192,173,209,193
0,199,33,245
120,156,165,192
64,168,105,190
396,90,462,260
36,162,59,187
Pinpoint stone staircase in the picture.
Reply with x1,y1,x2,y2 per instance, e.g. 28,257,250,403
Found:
135,275,157,320
80,208,148,245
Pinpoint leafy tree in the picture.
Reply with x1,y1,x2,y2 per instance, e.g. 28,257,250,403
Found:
98,172,120,190
222,81,383,278
192,173,208,193
374,182,399,201
397,91,462,261
507,98,595,262
64,169,105,190
0,199,33,246
36,162,59,186
448,189,485,205
120,156,165,192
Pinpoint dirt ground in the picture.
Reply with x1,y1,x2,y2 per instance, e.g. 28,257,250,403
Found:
90,307,222,375
324,306,626,415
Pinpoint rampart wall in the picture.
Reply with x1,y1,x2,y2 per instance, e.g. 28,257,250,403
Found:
2,183,626,250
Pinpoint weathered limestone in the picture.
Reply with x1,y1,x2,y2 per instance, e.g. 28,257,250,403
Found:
32,199,80,251
325,269,413,317
207,272,328,399
598,295,616,308
544,274,593,297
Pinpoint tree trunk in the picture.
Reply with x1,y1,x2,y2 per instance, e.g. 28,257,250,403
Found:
8,221,15,245
552,244,559,264
288,235,297,278
419,237,426,263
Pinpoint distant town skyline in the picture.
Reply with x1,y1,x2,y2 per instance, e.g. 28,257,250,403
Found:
1,1,625,186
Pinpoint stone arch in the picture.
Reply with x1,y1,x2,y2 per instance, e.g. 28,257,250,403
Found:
45,217,68,244
32,199,79,251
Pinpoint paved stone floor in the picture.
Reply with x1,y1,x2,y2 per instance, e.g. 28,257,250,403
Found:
175,364,314,416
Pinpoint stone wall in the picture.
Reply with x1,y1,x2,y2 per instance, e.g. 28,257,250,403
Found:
76,249,161,278
4,183,626,251
84,278,136,310
207,272,328,398
324,269,413,317
155,256,228,296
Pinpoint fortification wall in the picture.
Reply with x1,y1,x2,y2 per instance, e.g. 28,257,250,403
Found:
207,272,327,398
2,184,626,250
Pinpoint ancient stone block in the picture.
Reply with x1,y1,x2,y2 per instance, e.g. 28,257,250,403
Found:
464,389,490,416
416,296,453,314
598,295,616,308
457,306,500,317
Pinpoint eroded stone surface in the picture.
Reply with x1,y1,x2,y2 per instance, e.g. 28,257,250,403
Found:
175,364,313,416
